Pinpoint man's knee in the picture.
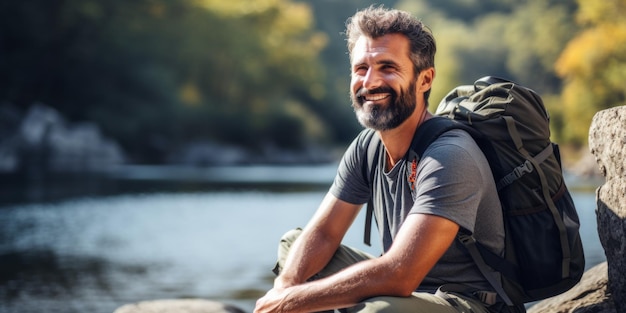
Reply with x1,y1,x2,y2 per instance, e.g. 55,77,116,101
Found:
280,228,302,246
274,228,303,275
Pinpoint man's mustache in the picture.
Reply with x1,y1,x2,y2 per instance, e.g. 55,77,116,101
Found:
355,87,395,99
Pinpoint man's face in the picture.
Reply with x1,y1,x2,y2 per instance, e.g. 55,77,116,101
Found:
350,34,418,131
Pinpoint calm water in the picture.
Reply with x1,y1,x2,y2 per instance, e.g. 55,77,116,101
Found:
0,165,604,313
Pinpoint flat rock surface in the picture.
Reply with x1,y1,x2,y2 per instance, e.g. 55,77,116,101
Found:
113,299,246,313
527,262,615,313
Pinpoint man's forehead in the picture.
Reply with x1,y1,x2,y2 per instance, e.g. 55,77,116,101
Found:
351,34,411,64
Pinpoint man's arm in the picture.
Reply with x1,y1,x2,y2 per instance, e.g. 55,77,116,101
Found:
276,191,362,289
255,195,459,313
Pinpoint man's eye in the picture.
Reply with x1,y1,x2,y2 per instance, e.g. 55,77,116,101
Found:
354,67,367,75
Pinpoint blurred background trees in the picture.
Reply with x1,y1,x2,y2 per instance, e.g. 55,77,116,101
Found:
555,0,626,149
1,0,624,165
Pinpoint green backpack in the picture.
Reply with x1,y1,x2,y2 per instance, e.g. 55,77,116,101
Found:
364,76,585,306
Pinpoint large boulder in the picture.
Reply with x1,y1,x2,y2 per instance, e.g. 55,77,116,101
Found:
589,106,626,312
527,262,615,313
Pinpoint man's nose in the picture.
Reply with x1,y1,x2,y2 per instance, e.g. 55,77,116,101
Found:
363,68,381,90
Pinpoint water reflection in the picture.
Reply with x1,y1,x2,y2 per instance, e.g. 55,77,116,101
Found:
0,166,604,313
0,190,368,313
1,249,149,307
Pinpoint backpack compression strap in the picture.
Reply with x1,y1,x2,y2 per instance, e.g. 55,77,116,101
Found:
495,116,554,191
502,115,572,279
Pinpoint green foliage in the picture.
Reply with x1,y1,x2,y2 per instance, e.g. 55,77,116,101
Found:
555,0,626,147
3,0,619,162
397,0,576,97
394,0,587,148
0,0,332,162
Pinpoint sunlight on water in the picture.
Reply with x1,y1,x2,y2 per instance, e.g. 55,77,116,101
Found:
0,189,600,313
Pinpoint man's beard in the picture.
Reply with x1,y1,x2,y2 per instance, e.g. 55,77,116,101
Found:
351,80,417,131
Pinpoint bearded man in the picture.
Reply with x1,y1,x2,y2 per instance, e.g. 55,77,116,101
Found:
254,6,515,313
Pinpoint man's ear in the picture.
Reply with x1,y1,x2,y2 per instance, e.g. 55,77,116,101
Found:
417,67,435,93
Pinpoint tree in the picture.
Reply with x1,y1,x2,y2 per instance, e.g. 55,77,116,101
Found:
0,0,331,162
555,0,626,147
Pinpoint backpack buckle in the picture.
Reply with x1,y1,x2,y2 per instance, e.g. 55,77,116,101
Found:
514,160,533,178
458,233,476,245
498,160,535,190
474,291,498,305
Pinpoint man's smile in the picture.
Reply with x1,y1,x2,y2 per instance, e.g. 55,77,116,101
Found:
364,93,391,101
356,87,394,105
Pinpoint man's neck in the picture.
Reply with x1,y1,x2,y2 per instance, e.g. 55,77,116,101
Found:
379,108,432,170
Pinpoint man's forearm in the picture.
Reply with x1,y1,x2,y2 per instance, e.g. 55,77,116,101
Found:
277,193,360,288
276,256,410,313
265,214,460,313
277,226,342,288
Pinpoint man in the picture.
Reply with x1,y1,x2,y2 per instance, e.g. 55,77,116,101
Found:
255,6,508,313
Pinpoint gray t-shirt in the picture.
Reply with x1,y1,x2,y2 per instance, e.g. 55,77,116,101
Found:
329,127,505,292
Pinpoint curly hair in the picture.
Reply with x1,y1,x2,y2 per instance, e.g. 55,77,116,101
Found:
345,5,436,77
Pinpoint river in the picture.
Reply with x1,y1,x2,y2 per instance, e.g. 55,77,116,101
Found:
0,164,604,313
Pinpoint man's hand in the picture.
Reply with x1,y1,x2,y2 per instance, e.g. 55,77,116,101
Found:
254,286,292,313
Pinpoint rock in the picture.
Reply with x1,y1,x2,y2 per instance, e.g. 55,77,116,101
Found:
113,299,246,313
0,102,125,173
45,121,125,172
18,102,65,148
569,149,602,181
527,262,615,313
589,106,626,312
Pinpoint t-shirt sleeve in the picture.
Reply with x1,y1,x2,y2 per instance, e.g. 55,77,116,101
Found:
410,131,486,233
329,130,374,205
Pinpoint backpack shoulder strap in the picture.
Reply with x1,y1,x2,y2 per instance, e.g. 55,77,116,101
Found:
364,130,381,246
459,233,515,306
409,117,465,157
363,117,463,246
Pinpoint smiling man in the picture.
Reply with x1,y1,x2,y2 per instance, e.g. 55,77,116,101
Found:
254,6,514,313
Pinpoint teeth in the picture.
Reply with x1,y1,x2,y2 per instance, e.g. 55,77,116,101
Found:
365,94,389,101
